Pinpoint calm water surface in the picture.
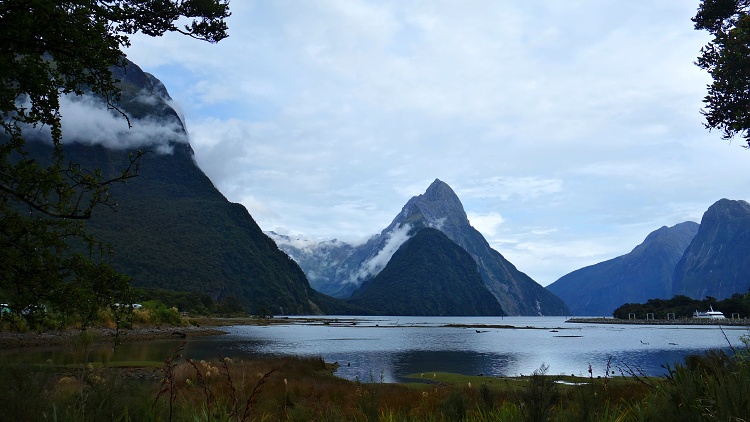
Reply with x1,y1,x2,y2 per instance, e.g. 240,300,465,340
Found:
6,316,745,383
177,316,749,383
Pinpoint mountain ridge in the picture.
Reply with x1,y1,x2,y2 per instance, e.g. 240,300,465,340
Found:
672,198,750,299
548,198,750,315
30,60,336,315
273,178,570,316
546,221,699,316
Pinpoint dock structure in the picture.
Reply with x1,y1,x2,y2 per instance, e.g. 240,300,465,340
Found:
566,317,750,326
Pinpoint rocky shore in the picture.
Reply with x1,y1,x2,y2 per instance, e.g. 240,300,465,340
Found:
566,317,750,326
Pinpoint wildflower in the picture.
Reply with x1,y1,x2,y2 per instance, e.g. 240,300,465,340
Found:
284,378,288,386
186,378,192,386
468,382,472,388
422,391,428,398
223,357,233,364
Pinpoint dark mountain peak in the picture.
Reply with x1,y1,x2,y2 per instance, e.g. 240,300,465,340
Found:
47,59,333,316
702,198,750,223
274,177,569,315
394,179,567,315
422,179,459,202
672,198,750,300
639,225,670,245
634,221,699,254
144,72,174,102
109,59,185,128
401,179,468,228
548,221,699,316
673,220,702,232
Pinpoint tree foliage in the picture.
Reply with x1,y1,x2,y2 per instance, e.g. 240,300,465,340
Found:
0,0,230,327
613,292,750,319
693,0,750,145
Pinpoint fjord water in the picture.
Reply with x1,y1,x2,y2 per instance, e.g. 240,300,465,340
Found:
176,316,748,383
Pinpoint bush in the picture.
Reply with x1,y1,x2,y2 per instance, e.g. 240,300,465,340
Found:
640,350,750,421
132,300,183,325
520,364,559,422
440,388,469,420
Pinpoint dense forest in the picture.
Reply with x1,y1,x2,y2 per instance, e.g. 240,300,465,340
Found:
613,291,750,319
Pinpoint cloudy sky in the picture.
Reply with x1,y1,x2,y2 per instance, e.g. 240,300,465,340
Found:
124,1,749,286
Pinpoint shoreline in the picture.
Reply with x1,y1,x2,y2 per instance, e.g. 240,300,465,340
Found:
5,314,749,349
0,325,228,348
566,317,750,326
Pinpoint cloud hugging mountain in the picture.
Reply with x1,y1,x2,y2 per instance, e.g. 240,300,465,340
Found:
28,59,564,317
272,179,570,316
26,60,346,315
347,228,506,316
44,59,750,319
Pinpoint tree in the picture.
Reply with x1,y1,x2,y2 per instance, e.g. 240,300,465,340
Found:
693,0,750,146
0,1,230,327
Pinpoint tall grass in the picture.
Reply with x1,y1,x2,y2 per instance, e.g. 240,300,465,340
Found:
2,337,750,421
633,349,750,421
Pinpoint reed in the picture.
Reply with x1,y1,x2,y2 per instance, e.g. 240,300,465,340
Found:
3,338,750,421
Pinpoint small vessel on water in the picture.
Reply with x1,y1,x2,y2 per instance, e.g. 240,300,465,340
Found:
693,305,726,319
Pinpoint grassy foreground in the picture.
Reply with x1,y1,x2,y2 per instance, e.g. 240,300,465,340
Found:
1,333,750,421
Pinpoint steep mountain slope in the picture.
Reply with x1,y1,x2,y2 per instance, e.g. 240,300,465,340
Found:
29,60,333,315
672,199,750,300
267,233,358,296
347,228,504,316
274,179,570,315
546,222,699,316
399,180,568,315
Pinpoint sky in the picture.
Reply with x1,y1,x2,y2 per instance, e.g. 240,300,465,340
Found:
122,0,750,287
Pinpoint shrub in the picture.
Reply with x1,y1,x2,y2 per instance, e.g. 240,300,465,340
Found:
519,364,559,422
132,300,183,325
640,350,750,421
439,389,469,420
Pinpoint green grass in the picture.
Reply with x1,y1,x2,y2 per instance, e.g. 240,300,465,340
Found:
0,339,748,421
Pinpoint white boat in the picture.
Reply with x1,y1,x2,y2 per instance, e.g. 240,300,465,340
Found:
693,306,726,319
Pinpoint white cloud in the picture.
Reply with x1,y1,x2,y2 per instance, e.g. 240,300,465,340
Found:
351,224,413,284
122,0,750,285
459,177,564,202
467,212,505,237
58,94,186,154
